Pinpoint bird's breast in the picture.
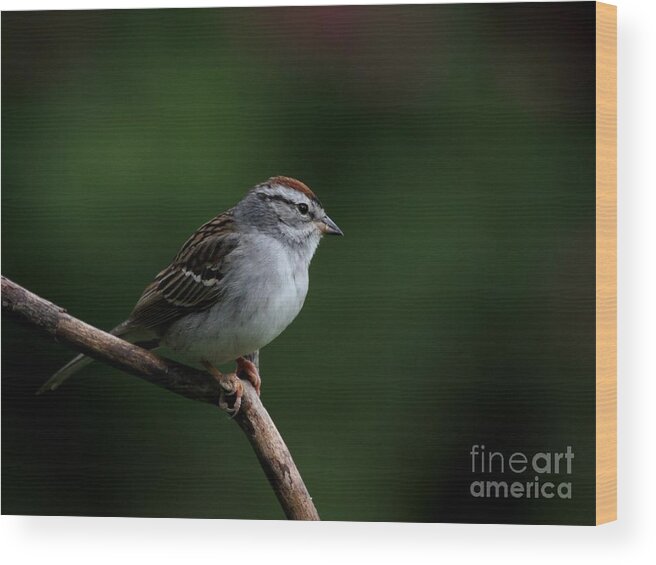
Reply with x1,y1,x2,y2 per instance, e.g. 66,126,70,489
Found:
163,236,310,365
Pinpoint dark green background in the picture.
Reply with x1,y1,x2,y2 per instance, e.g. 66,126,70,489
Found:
2,3,596,523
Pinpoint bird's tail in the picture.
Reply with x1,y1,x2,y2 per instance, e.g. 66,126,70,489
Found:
36,321,156,395
37,352,95,394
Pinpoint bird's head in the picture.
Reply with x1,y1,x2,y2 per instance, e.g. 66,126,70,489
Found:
236,176,343,254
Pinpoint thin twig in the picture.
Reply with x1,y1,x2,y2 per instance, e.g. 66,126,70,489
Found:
1,275,320,521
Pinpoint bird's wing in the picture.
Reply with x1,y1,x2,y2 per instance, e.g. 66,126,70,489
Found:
128,211,240,330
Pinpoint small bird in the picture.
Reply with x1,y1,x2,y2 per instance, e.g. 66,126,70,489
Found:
38,176,343,412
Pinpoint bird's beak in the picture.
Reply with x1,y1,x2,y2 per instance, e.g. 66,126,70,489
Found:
317,214,344,236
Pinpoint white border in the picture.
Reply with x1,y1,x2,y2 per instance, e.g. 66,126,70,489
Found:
2,1,655,564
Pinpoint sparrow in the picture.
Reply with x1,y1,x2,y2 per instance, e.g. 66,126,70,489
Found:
38,176,343,413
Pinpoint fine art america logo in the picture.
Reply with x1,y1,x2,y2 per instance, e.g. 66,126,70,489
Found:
469,444,574,499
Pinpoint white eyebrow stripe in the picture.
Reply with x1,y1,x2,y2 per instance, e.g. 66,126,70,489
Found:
259,186,312,204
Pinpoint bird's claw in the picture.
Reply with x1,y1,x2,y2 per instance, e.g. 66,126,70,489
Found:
236,356,261,396
217,373,243,417
202,360,244,417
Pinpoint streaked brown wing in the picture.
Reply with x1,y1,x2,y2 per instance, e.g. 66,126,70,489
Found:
128,211,239,330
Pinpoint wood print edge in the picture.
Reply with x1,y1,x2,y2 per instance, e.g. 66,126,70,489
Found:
595,1,617,526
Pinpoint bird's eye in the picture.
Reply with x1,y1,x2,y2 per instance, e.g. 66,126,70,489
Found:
297,203,309,215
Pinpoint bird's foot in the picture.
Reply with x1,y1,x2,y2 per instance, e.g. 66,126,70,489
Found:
202,360,243,417
236,356,261,396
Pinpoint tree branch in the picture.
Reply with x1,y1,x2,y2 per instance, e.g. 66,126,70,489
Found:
1,275,320,521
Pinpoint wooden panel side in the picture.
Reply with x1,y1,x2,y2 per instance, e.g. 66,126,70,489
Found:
595,1,617,525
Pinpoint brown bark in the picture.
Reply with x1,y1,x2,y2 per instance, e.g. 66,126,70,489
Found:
1,275,320,521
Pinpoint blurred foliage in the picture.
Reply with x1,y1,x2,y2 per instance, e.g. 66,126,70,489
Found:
3,4,595,523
